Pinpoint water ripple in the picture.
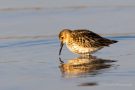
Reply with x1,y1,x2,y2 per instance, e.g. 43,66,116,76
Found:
106,35,135,40
0,38,59,48
0,4,135,12
0,33,134,48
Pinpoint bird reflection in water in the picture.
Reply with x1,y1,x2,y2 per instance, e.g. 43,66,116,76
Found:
59,56,117,78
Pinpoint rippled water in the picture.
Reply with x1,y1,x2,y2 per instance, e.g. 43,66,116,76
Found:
0,0,135,90
0,34,134,90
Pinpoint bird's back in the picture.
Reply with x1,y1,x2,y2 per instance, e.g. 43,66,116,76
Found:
70,29,118,48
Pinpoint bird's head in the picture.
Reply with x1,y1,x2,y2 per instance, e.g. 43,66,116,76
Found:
59,29,72,55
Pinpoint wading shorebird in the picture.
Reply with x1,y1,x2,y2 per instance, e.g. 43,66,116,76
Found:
59,29,118,55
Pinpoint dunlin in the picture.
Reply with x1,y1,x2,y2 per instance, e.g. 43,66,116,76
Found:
59,29,118,55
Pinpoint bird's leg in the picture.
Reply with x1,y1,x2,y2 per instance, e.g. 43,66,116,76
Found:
80,53,92,58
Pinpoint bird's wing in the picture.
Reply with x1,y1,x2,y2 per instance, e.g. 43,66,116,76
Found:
72,29,112,47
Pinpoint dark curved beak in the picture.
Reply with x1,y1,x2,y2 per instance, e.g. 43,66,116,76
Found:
59,42,64,55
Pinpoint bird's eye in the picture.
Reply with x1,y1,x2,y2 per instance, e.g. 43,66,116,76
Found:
61,36,64,39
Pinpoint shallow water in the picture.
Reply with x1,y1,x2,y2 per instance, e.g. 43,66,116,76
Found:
0,0,135,90
0,34,135,90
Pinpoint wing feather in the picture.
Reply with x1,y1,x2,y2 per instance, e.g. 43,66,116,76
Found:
71,29,115,47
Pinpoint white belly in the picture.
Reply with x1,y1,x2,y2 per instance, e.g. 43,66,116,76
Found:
67,43,102,54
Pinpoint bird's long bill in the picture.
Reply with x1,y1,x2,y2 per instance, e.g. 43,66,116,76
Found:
59,42,64,55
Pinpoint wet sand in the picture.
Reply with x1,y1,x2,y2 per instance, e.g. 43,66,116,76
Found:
0,0,135,90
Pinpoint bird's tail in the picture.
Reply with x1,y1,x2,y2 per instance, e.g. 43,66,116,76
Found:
111,40,118,44
101,39,118,46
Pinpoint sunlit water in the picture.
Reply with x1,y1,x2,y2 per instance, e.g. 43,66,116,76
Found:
0,0,135,90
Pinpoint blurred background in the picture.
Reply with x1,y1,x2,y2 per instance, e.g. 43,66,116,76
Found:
0,0,135,37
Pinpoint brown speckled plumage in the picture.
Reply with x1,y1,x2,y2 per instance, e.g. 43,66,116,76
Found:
59,29,118,55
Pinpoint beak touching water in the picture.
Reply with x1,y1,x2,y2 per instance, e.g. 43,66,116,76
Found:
59,42,64,55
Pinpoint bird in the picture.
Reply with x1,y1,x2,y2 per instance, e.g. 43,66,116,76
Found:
59,29,118,55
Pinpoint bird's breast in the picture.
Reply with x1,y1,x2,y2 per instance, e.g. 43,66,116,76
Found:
66,43,99,54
